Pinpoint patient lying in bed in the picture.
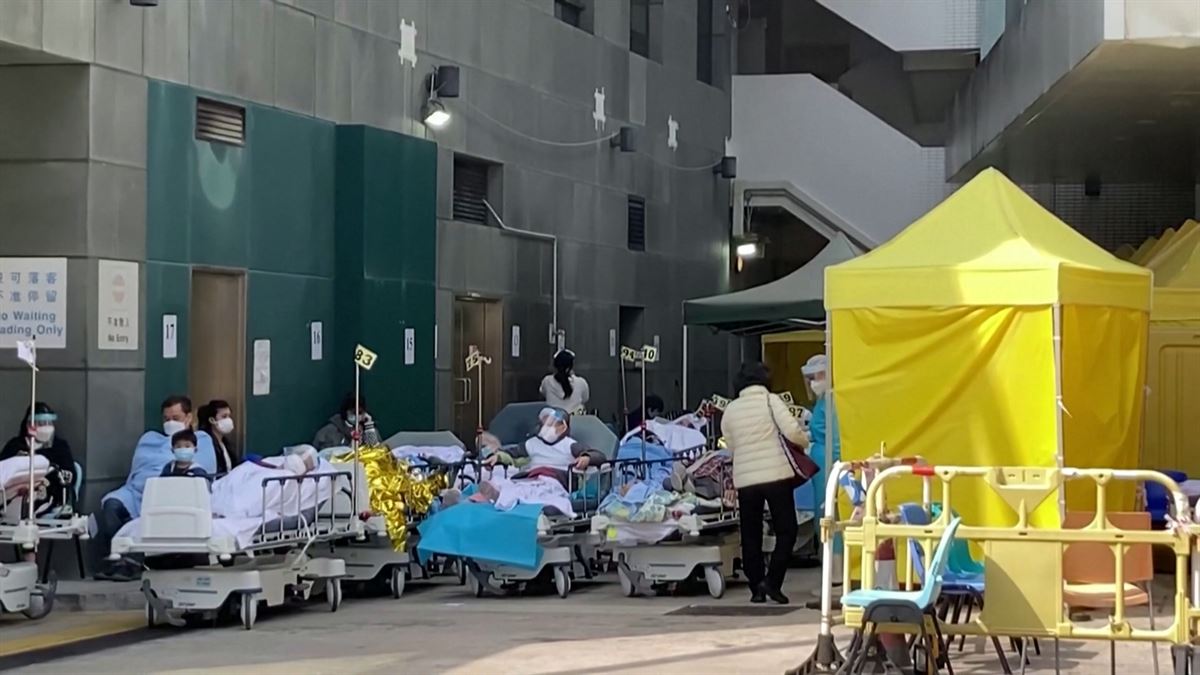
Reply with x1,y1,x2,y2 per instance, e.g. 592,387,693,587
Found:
114,446,338,550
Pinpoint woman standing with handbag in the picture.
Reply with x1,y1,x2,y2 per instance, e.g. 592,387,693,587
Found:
721,362,811,604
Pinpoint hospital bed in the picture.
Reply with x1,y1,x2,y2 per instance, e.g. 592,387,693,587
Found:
460,406,618,599
0,460,88,620
111,469,353,630
590,449,740,599
316,431,469,598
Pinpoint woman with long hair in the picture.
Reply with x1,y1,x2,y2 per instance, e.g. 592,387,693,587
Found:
539,349,590,414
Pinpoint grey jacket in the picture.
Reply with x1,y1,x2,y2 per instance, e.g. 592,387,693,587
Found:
313,414,381,450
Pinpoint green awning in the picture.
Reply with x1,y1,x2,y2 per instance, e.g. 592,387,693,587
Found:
684,234,863,335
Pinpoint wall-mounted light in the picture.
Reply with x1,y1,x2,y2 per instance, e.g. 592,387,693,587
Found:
422,99,451,128
422,65,460,129
610,126,637,152
733,232,762,273
736,241,760,258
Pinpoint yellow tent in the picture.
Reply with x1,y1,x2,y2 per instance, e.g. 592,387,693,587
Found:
825,168,1151,528
1143,221,1200,473
1131,237,1159,265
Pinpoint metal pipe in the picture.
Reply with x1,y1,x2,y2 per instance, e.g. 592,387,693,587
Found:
682,323,689,410
482,199,558,344
1052,303,1066,520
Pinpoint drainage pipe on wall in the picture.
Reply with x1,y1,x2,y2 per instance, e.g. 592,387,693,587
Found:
482,199,558,347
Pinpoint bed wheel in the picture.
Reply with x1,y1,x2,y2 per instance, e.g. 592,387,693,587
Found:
145,602,157,628
704,566,725,599
22,572,55,621
618,563,637,598
327,578,343,612
390,566,406,599
554,567,571,599
240,594,258,630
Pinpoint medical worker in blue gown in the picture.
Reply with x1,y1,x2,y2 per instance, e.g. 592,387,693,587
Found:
794,354,839,520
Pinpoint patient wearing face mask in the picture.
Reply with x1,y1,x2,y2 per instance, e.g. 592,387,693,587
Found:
482,408,606,488
0,401,77,516
161,429,210,479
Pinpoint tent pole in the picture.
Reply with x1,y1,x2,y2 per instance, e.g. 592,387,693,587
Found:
1052,303,1066,521
682,323,689,411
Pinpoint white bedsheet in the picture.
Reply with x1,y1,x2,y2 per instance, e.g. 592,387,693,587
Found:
602,520,680,546
1,454,50,489
491,476,576,518
621,421,706,452
393,445,465,464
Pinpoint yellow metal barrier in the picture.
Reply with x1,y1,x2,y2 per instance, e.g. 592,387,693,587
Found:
835,465,1195,648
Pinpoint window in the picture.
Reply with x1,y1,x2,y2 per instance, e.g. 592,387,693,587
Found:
554,0,592,32
630,0,651,58
627,196,646,251
453,155,496,225
696,0,714,84
195,97,245,146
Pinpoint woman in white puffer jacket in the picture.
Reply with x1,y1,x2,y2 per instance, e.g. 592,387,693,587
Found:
721,362,809,604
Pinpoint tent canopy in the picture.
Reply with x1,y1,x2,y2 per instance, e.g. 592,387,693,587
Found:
1149,220,1200,323
683,233,862,334
825,168,1152,311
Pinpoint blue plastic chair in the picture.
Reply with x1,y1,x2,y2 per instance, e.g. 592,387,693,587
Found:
899,503,984,593
1146,470,1186,529
841,517,962,674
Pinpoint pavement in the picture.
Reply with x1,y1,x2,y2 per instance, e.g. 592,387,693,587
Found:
0,567,1179,674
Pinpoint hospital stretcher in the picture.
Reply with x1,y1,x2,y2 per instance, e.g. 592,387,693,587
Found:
463,466,610,599
0,465,88,620
589,452,740,599
111,471,354,630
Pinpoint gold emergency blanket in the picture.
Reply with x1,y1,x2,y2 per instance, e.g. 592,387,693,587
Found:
330,445,445,551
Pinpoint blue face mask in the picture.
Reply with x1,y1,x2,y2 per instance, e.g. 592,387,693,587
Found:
345,413,357,427
173,446,196,463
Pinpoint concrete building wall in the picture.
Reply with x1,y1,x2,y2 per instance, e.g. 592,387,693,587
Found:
0,0,734,503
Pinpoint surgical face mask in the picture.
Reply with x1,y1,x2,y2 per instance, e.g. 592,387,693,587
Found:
163,420,187,437
173,446,196,463
215,417,235,435
345,413,358,427
537,425,561,444
33,425,55,444
810,379,828,397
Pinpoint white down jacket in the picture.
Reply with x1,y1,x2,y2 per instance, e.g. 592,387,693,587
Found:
721,385,810,489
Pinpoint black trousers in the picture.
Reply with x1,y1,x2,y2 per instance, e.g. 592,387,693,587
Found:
738,478,799,591
91,498,131,573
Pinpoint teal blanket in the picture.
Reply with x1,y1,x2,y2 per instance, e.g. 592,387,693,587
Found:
417,503,545,570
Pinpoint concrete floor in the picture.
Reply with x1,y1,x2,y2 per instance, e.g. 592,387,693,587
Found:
3,568,1178,674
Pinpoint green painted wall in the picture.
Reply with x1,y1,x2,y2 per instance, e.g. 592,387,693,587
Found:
145,83,436,452
334,126,437,433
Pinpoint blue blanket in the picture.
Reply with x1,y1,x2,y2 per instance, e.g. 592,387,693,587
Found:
615,438,673,486
103,430,217,518
417,502,544,569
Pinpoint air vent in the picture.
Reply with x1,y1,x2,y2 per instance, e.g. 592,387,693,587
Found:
453,157,492,224
627,195,646,251
195,98,245,146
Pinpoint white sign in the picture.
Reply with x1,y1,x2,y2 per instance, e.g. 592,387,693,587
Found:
399,19,418,66
556,331,565,352
16,339,36,368
98,260,139,351
310,321,323,361
609,329,617,357
0,257,68,349
162,314,178,359
511,325,521,358
653,334,660,352
404,328,416,365
253,339,271,396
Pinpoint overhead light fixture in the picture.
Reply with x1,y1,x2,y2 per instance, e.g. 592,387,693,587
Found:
734,233,763,267
422,99,451,128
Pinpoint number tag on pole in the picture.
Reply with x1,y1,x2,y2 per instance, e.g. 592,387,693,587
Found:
354,344,379,370
779,391,795,404
710,395,730,411
641,345,658,363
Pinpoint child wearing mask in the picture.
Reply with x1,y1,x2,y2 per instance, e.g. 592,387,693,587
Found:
161,429,209,479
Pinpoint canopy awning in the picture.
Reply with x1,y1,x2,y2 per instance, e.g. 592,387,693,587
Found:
683,233,862,335
825,168,1152,311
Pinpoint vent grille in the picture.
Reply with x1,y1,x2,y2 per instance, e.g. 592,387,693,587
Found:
627,196,646,251
453,157,491,224
195,98,245,146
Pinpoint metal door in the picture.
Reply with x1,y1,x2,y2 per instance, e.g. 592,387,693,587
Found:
452,297,503,449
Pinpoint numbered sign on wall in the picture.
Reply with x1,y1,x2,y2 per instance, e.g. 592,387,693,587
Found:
162,314,178,359
404,328,416,365
310,321,323,361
